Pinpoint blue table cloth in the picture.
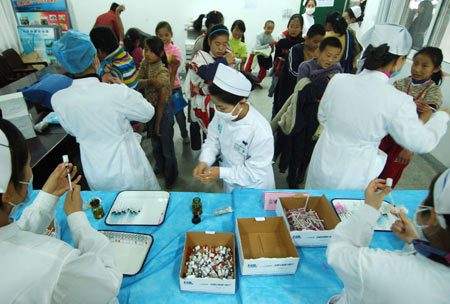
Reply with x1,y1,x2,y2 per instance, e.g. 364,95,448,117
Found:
17,189,428,303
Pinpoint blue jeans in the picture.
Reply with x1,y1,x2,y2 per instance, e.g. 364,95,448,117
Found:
147,104,178,184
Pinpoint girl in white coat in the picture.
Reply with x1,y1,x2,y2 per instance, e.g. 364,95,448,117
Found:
193,63,275,193
327,170,450,304
305,24,450,190
0,119,122,304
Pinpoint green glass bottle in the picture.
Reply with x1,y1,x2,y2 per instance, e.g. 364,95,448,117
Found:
192,197,202,224
90,198,105,219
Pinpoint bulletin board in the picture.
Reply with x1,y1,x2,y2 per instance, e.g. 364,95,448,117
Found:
300,0,350,26
11,0,72,33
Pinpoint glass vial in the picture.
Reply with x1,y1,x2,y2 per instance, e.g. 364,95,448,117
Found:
90,198,105,219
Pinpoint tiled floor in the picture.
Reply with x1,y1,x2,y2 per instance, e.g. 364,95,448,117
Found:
141,77,443,193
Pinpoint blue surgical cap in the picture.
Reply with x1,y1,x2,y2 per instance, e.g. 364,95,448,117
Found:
53,30,97,74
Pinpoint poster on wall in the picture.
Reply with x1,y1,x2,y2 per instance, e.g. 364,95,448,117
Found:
12,0,71,32
18,26,62,64
316,0,335,7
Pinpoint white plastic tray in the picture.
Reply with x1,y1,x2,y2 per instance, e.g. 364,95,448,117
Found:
331,199,397,231
105,191,170,226
99,230,153,276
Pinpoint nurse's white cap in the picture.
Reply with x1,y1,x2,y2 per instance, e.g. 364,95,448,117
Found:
213,63,251,97
0,129,11,194
433,168,450,229
350,6,362,19
360,24,412,56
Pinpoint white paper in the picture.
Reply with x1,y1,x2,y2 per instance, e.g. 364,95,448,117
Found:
0,92,36,139
317,0,335,7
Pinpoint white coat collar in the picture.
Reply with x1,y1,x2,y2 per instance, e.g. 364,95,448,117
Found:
359,69,390,82
71,77,101,86
0,222,20,241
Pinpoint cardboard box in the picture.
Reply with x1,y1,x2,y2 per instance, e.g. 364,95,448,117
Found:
275,195,341,247
236,217,299,276
179,231,236,294
263,191,310,210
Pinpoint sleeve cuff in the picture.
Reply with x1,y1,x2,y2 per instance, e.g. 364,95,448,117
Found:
433,110,450,122
67,211,91,232
199,154,215,167
219,167,232,180
357,204,381,226
33,191,60,211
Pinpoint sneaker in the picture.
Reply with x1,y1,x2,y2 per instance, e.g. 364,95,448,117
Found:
183,136,190,144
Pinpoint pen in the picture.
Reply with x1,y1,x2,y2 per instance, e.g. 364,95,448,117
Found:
62,155,73,191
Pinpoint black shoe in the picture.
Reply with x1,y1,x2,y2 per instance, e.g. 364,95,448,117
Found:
286,175,298,189
165,178,176,189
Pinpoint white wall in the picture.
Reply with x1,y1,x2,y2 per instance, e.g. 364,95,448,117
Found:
67,0,301,62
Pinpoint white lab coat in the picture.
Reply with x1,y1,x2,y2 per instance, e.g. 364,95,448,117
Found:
199,105,275,193
305,70,449,190
52,77,160,191
327,204,450,304
302,13,315,37
0,191,122,304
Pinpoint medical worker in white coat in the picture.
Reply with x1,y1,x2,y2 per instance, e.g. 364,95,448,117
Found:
327,171,450,304
0,118,122,304
193,63,275,193
305,24,450,190
51,30,160,191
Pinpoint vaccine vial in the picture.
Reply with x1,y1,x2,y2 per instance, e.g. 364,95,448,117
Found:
90,198,105,219
192,197,202,224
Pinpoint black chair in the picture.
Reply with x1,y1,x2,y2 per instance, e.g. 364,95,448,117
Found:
2,48,48,73
0,55,22,85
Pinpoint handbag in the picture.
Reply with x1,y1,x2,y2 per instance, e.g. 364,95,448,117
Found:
169,89,188,114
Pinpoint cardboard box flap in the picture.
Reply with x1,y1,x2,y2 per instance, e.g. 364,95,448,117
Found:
237,217,298,259
280,195,341,230
180,231,236,279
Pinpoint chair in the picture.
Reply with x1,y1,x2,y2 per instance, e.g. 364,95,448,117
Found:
2,48,48,73
0,55,21,84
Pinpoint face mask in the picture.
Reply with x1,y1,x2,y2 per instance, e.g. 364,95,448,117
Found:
305,7,315,15
214,103,243,121
7,176,33,218
413,205,433,241
391,65,404,78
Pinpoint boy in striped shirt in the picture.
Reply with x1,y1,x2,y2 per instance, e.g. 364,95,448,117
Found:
90,26,138,90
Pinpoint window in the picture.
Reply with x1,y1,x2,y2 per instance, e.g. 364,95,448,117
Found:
383,0,450,62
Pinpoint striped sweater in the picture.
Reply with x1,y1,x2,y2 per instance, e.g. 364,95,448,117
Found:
102,46,138,90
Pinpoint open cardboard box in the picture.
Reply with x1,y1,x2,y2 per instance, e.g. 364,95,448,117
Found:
179,231,236,294
275,195,341,247
263,191,310,210
236,217,299,276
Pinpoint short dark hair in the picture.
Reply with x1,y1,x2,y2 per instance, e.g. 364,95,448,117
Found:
325,11,348,36
307,24,325,38
265,20,274,27
0,116,29,205
110,2,119,11
231,20,246,43
414,47,444,85
156,21,173,36
304,0,317,6
319,36,342,52
287,13,304,29
90,26,119,54
362,44,400,71
203,24,229,52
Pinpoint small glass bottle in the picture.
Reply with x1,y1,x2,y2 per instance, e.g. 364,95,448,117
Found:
192,197,202,224
90,198,105,219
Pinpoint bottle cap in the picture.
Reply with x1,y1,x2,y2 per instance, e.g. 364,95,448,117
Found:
90,198,100,207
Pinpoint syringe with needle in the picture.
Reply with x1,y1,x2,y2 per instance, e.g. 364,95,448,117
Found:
62,155,73,191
